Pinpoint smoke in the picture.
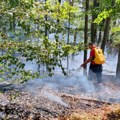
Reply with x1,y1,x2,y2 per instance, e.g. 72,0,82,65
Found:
42,71,96,94
23,69,96,94
16,51,119,104
42,91,68,107
17,69,120,104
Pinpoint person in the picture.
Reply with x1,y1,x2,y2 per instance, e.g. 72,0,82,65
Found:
81,42,103,84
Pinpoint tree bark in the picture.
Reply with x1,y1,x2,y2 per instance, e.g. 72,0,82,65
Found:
57,0,61,23
91,0,98,43
58,0,61,3
116,45,120,79
67,0,74,44
45,0,47,37
97,26,102,45
67,1,72,73
72,28,77,60
13,13,16,33
84,0,89,70
101,17,110,53
9,16,12,31
101,0,115,53
45,0,48,72
74,28,77,46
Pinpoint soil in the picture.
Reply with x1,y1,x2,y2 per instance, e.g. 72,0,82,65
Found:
0,81,120,120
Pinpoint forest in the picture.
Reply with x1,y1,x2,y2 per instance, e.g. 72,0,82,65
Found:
0,0,120,119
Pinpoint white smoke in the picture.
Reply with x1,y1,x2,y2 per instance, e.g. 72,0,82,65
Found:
42,91,68,107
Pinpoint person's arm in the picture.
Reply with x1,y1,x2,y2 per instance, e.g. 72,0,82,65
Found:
81,56,93,67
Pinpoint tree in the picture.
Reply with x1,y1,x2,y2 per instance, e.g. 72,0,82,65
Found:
116,45,120,79
94,0,120,79
101,17,111,52
91,0,98,43
0,0,83,82
84,0,89,70
45,0,48,37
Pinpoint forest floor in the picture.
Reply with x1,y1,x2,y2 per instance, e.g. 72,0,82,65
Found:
0,77,120,120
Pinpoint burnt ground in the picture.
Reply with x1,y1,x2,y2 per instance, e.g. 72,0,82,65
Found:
0,89,112,120
0,75,120,120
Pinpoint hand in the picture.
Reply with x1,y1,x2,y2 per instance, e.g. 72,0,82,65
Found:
80,64,85,67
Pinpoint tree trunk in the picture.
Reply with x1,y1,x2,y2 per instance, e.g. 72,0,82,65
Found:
45,0,48,72
101,0,115,52
57,0,61,23
13,13,16,33
97,26,102,45
91,0,98,43
45,0,47,37
101,17,110,53
66,0,74,73
72,28,77,60
84,0,89,70
45,17,47,37
9,16,12,31
67,0,74,44
74,28,77,46
116,45,120,79
58,0,61,4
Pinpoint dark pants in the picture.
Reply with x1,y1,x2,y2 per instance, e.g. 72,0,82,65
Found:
88,64,102,83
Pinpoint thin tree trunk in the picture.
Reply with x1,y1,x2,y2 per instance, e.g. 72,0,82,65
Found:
74,28,77,46
45,0,48,72
91,0,98,43
13,13,16,33
67,11,70,44
66,0,74,73
45,16,47,37
67,11,70,73
101,0,114,53
57,0,61,23
101,17,110,53
9,16,12,31
84,0,89,70
98,26,102,45
72,28,77,60
58,0,61,3
67,1,73,73
67,0,74,44
116,45,120,79
45,0,47,37
55,0,61,42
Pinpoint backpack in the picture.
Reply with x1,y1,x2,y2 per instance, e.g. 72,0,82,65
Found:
93,48,106,64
